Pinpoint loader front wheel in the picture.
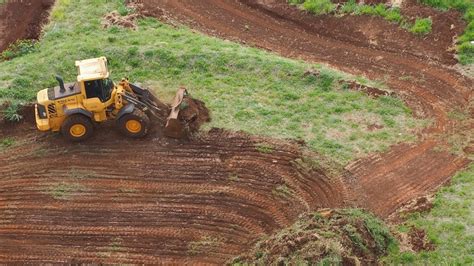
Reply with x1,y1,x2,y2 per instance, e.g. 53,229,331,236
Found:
61,115,94,142
118,109,150,138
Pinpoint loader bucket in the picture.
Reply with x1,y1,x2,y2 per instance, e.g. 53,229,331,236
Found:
163,87,211,138
163,88,188,138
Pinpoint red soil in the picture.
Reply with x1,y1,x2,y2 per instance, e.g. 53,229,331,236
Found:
0,0,54,52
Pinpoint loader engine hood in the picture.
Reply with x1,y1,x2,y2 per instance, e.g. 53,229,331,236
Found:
36,88,51,106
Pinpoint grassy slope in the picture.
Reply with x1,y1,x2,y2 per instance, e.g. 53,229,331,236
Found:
384,164,474,264
0,0,423,165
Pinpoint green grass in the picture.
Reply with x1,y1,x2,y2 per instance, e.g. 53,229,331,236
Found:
1,102,23,122
409,18,433,35
49,182,84,200
0,0,424,165
303,0,336,15
0,137,15,149
291,0,433,36
255,143,274,154
1,40,37,61
384,164,474,264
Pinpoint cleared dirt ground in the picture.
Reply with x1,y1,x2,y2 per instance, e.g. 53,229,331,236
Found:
0,121,346,263
0,0,54,52
0,0,472,264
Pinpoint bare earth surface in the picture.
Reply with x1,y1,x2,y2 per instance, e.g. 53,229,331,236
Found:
0,0,472,264
0,0,54,52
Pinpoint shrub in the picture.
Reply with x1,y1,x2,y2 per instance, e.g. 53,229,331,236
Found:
303,0,336,15
385,9,403,23
340,0,358,13
2,103,23,122
409,18,432,35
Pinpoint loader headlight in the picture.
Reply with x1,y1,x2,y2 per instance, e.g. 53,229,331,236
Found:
37,104,47,119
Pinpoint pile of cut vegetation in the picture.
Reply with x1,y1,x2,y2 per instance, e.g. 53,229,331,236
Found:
232,209,396,265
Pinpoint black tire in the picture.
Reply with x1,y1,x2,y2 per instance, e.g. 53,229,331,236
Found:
117,109,150,138
61,114,94,142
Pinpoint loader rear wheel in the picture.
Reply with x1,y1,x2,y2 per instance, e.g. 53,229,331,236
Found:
61,115,94,142
118,109,150,138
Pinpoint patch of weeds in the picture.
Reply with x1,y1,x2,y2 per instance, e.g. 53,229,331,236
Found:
1,103,23,122
68,168,97,179
409,18,432,35
49,182,83,200
272,184,294,199
0,40,37,61
303,0,336,15
398,76,411,81
109,237,124,252
447,108,469,120
117,5,131,16
255,143,274,154
318,72,336,91
188,236,222,255
229,173,240,181
343,224,369,254
0,137,15,149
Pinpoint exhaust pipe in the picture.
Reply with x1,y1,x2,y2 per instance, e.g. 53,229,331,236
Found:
56,75,66,93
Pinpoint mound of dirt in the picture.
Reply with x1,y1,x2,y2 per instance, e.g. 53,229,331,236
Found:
102,11,142,30
407,226,435,252
346,81,395,98
232,209,396,265
0,0,54,52
179,97,211,133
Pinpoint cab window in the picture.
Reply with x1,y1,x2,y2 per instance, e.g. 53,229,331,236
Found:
84,79,114,102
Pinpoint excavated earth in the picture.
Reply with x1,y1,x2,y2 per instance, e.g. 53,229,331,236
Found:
0,0,473,264
0,0,54,52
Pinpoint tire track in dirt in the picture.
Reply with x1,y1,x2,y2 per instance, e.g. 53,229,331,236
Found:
0,127,345,264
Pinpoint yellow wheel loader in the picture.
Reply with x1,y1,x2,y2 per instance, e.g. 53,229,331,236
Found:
35,57,207,141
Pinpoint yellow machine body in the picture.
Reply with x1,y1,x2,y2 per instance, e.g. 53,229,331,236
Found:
35,57,193,141
35,57,130,132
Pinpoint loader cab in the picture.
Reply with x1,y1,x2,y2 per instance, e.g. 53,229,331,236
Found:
75,57,114,102
83,78,114,102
